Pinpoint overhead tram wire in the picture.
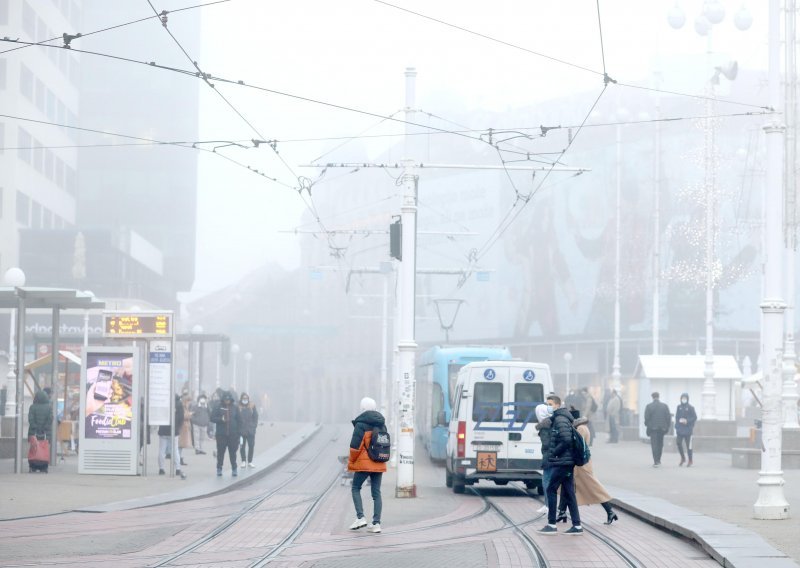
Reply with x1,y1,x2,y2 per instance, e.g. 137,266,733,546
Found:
372,0,770,111
0,0,233,55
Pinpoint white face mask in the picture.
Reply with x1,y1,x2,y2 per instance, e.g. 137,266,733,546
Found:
681,398,688,404
241,399,249,405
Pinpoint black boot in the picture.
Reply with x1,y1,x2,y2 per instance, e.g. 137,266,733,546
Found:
602,502,618,525
556,509,568,523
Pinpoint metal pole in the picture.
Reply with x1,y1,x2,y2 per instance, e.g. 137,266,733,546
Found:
143,339,149,476
701,32,717,421
653,84,661,356
611,122,622,392
169,334,176,478
783,0,800,430
187,338,194,396
215,343,221,388
396,66,418,498
6,308,16,417
198,342,204,396
50,308,60,465
380,272,389,417
754,0,790,519
14,297,26,474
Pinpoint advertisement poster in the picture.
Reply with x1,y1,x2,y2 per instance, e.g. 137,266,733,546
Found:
148,341,172,426
84,351,134,439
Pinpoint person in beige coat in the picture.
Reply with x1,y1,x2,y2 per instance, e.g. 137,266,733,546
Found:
557,411,619,525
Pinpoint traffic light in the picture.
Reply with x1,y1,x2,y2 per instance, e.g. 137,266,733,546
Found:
390,218,402,261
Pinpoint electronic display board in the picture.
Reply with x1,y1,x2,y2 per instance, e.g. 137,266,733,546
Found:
103,313,172,338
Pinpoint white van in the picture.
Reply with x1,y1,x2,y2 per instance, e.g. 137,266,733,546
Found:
445,361,553,494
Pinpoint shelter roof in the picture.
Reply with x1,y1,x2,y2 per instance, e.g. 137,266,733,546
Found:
636,355,743,380
0,287,105,310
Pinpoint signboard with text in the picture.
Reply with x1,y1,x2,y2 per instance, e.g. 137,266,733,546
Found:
148,341,172,426
103,312,172,338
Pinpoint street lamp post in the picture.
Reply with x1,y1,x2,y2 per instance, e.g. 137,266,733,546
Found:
564,352,573,394
611,114,624,394
4,268,25,418
244,352,252,394
230,343,240,390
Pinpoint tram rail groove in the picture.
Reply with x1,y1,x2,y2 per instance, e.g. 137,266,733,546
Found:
147,426,336,568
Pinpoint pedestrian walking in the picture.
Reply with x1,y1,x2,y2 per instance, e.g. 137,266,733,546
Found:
212,390,241,476
675,393,698,467
178,390,192,466
644,392,671,467
347,397,387,534
539,394,583,536
535,403,566,514
239,392,259,468
191,394,210,455
580,387,598,446
605,389,622,443
556,410,618,525
158,394,185,478
28,389,53,442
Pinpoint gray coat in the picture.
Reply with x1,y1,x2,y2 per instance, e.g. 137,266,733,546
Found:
644,399,671,433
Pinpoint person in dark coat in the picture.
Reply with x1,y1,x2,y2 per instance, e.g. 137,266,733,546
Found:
644,392,671,467
28,390,53,439
535,403,566,514
539,395,583,536
238,392,259,468
211,390,241,477
675,393,698,467
347,397,387,534
158,394,185,478
190,394,210,455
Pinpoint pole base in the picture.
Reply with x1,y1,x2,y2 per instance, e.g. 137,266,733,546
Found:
395,484,417,498
754,471,790,519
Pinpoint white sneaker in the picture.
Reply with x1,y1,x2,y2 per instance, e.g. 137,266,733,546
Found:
367,523,381,534
248,462,255,468
241,461,247,468
349,517,367,530
536,505,548,514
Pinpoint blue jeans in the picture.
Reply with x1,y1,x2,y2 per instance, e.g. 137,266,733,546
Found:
352,471,382,524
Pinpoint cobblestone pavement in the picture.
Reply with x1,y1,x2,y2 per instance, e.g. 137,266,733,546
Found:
0,425,724,567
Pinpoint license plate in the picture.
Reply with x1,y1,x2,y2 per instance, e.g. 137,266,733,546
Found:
476,451,497,472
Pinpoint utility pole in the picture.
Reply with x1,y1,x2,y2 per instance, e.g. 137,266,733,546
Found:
653,75,662,356
754,0,790,519
783,0,800,430
396,67,419,498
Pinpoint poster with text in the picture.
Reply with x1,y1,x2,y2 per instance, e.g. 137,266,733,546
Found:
84,351,134,439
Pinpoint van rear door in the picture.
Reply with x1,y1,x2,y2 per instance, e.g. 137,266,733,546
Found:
506,367,545,469
468,365,508,473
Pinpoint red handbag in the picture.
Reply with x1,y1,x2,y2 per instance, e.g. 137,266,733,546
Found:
28,435,50,464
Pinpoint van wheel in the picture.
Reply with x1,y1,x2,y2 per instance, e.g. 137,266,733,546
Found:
445,468,453,488
494,480,508,486
452,475,466,494
525,480,544,495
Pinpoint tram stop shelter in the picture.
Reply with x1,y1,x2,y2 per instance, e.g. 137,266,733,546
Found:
634,355,742,438
0,287,105,473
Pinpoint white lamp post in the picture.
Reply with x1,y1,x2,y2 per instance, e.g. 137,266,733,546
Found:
611,108,627,394
244,351,252,394
230,343,240,390
4,268,25,417
564,352,573,394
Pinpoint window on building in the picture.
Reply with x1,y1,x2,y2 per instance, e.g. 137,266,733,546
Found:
36,17,46,42
22,2,35,39
17,128,31,163
33,139,43,173
43,208,52,229
57,100,65,125
0,58,6,90
55,157,64,188
0,122,4,154
0,0,9,25
44,149,54,181
16,192,29,226
20,64,33,101
0,188,4,219
31,200,41,229
65,165,76,195
46,89,55,121
35,78,45,112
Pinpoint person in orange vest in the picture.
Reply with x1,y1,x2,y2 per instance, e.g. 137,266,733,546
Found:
347,397,387,534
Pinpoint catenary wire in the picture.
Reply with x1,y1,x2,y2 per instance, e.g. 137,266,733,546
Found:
372,0,769,111
0,0,233,55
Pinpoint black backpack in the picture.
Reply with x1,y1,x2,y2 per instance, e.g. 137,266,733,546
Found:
571,426,591,467
366,426,391,462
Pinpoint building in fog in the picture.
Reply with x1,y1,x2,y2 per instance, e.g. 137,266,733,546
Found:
0,0,81,275
3,2,200,310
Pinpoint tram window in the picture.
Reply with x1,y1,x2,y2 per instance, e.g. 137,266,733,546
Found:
473,382,503,422
447,364,465,403
514,383,543,422
432,382,444,425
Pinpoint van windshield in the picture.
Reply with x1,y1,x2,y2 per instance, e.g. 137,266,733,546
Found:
473,382,503,422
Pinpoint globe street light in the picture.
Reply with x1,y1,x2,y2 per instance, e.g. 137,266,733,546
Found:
564,352,573,394
244,352,253,393
230,343,240,390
